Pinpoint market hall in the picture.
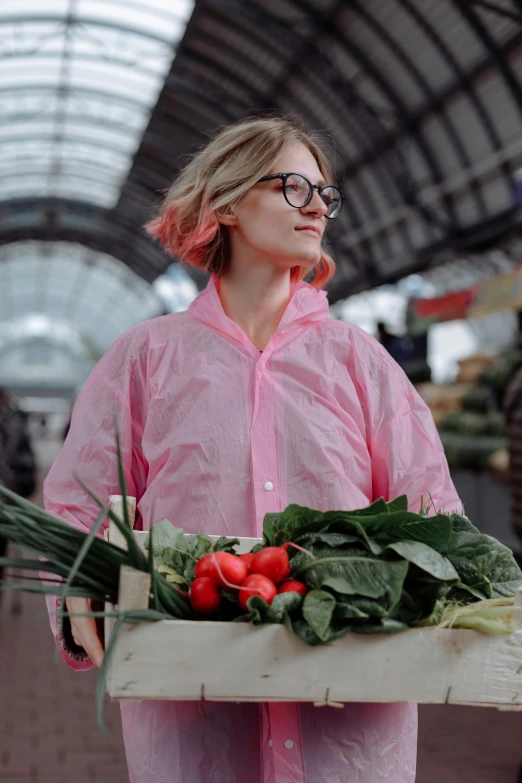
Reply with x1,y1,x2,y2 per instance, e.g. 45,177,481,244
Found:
2,1,522,781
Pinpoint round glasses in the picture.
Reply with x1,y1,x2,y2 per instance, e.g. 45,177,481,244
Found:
257,172,344,219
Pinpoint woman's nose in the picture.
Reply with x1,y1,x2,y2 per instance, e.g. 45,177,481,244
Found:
302,189,328,218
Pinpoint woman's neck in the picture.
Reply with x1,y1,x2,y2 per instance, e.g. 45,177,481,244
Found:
218,266,292,351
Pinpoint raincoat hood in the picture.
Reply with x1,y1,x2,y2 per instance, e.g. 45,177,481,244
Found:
188,274,329,346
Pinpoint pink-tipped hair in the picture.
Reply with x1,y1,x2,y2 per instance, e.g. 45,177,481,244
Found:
144,205,179,257
145,205,220,269
143,117,338,289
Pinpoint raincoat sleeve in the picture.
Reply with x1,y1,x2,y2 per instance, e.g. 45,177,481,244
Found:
43,327,149,671
352,332,461,514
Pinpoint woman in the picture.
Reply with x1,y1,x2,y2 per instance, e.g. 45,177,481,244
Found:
44,117,461,783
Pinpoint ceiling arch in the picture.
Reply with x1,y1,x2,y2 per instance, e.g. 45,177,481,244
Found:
1,0,522,304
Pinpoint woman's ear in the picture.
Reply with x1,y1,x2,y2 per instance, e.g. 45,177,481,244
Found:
215,206,237,227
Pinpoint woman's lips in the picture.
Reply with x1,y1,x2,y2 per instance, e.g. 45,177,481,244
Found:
295,226,321,237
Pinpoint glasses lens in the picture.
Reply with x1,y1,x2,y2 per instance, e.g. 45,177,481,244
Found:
283,174,311,208
321,186,342,219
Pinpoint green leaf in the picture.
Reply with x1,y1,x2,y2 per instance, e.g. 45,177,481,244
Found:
445,556,492,599
267,592,303,623
294,531,360,549
345,498,389,517
299,556,408,612
476,537,522,598
62,505,109,604
449,581,491,601
148,525,160,612
114,417,131,532
315,512,383,555
289,542,368,576
302,590,336,641
246,595,271,624
157,565,187,584
245,593,304,626
348,596,390,617
291,619,324,645
145,520,181,554
263,505,321,547
408,582,452,627
449,513,481,536
193,532,213,558
212,536,240,553
386,540,459,581
332,601,369,620
361,511,453,552
446,527,522,598
386,495,408,513
75,476,146,570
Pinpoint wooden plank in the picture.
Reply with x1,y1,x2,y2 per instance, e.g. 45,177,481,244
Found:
106,620,522,709
105,494,136,552
104,496,137,692
118,566,151,612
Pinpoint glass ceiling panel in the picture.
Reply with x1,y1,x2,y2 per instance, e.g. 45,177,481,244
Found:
0,0,195,207
0,241,166,355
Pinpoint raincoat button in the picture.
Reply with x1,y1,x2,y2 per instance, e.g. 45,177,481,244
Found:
285,740,294,749
264,481,274,491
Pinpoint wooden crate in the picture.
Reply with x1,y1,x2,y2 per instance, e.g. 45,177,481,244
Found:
103,498,522,710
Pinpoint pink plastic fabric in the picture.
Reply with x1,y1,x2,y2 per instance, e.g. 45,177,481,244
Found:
44,274,461,783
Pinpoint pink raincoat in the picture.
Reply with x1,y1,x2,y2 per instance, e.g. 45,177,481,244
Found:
44,274,461,783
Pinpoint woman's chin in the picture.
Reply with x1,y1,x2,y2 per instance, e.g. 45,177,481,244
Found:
297,251,321,267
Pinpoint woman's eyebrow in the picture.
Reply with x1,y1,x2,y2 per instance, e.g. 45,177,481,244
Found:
292,172,327,186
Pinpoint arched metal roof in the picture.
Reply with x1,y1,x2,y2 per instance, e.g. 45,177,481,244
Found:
2,0,522,306
0,241,166,355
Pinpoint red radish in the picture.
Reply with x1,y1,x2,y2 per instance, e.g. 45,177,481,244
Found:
194,553,216,581
278,580,308,597
239,574,277,612
249,546,291,584
190,577,221,615
195,552,248,587
239,552,255,572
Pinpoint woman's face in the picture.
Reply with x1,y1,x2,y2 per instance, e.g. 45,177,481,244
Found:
225,142,329,270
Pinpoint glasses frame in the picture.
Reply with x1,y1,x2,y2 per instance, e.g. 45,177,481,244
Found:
257,172,345,219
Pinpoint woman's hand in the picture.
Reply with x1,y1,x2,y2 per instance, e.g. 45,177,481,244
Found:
65,596,104,668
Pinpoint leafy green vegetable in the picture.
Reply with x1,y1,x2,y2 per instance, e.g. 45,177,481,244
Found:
245,592,303,626
258,497,522,643
302,590,336,641
145,524,239,584
385,540,459,582
299,556,408,608
263,505,320,547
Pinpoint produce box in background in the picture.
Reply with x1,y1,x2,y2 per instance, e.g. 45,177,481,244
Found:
415,345,522,476
416,383,474,413
456,352,499,384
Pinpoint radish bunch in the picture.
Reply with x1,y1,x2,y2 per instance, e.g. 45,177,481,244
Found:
189,545,308,616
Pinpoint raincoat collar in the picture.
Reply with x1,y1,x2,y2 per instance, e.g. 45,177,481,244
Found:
188,273,329,347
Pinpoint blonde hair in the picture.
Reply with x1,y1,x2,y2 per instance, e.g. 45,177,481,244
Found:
145,116,336,288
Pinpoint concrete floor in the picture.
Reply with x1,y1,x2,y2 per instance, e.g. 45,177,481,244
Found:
2,438,522,782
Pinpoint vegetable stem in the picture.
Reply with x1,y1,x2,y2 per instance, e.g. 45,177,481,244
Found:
284,542,316,559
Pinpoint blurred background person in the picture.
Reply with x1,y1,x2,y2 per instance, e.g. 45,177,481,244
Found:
0,387,36,601
377,321,406,368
